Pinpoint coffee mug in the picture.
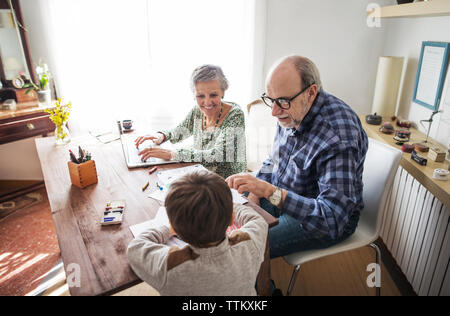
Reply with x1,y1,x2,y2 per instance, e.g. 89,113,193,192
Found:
122,120,133,130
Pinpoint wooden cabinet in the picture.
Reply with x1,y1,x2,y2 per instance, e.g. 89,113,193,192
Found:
0,103,55,144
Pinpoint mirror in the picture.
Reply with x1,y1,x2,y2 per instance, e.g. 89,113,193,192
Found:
0,0,36,86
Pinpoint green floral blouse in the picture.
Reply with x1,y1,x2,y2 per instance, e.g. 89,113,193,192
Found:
162,102,247,179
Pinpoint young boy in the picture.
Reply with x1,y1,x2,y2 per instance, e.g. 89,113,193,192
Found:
127,170,268,296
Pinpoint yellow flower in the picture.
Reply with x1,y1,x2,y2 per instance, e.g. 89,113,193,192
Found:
46,98,72,132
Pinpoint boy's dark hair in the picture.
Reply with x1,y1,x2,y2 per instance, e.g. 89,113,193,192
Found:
164,170,233,247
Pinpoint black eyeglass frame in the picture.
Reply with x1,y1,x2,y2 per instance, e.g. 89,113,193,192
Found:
261,83,315,110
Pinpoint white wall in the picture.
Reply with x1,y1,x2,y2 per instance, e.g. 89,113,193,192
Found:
263,0,393,114
383,16,450,146
0,137,44,180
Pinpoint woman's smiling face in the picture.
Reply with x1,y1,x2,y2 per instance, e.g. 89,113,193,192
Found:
194,80,224,118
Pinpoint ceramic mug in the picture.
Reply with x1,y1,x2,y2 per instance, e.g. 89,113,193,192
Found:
122,120,133,130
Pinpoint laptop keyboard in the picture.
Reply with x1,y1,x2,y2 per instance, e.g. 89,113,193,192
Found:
126,141,158,165
120,135,178,168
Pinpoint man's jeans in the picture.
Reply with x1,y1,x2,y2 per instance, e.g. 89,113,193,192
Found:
258,198,359,259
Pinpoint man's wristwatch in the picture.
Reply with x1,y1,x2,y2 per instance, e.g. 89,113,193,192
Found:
268,186,282,207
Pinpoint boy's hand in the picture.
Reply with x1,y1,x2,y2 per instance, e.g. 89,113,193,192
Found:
247,193,260,206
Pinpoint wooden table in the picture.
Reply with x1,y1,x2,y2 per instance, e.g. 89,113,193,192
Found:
359,115,450,210
35,134,277,296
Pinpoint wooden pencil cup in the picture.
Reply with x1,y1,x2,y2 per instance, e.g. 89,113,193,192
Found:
68,160,98,188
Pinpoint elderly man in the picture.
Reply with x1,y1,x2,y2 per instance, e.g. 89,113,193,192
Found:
226,55,368,258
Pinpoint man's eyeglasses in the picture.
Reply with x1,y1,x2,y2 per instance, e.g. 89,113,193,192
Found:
261,83,315,110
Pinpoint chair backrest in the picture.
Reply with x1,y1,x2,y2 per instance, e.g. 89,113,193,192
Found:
246,100,278,172
360,138,402,239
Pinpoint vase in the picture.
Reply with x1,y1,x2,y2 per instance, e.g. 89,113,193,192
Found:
37,89,51,106
55,123,71,145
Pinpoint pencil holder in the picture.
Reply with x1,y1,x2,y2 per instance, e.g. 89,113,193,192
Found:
68,160,98,188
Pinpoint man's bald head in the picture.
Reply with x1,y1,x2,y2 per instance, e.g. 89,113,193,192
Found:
266,55,322,92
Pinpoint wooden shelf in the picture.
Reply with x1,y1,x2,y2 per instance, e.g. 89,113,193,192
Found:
368,0,450,18
359,115,450,210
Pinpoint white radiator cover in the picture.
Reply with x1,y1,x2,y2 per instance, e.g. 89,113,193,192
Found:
380,166,449,296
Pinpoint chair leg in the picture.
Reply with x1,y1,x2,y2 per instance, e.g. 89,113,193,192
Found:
286,264,301,296
369,243,381,296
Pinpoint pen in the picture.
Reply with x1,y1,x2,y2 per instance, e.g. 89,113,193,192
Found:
142,181,149,191
156,182,163,191
69,150,79,164
78,146,84,162
148,166,158,175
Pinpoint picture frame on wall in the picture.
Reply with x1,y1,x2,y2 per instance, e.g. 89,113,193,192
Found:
413,41,450,111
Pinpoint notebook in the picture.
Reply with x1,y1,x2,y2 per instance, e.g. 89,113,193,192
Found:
120,135,179,168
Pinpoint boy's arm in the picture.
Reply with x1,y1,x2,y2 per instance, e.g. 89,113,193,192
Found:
232,204,268,258
126,225,172,291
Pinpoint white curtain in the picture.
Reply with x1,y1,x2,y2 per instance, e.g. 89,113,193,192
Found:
37,0,262,134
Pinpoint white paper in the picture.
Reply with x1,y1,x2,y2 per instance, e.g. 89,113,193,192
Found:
231,189,248,204
148,183,247,205
148,188,167,203
129,207,188,248
151,164,248,205
156,164,208,186
416,45,446,106
97,133,120,144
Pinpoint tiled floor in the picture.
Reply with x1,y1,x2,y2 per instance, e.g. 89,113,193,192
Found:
0,187,61,296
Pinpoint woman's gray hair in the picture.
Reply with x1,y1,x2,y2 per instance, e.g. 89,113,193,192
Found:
190,64,229,93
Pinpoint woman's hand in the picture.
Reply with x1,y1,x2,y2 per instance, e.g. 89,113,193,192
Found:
138,147,175,162
225,173,275,199
135,132,165,148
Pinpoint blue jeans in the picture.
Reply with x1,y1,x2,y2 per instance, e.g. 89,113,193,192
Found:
258,198,359,259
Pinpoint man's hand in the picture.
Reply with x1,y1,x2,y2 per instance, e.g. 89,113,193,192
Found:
226,173,275,199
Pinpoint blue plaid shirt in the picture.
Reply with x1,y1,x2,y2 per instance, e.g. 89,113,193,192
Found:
256,90,368,240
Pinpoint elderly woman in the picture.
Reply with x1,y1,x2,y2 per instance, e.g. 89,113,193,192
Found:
135,65,246,179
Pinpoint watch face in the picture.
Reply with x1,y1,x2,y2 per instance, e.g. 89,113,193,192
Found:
269,188,282,206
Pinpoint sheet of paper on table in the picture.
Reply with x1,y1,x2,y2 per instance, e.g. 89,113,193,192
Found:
129,206,188,248
149,164,248,204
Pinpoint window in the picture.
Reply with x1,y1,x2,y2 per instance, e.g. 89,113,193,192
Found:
43,0,258,133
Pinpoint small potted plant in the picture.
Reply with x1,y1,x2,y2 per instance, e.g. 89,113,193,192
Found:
45,98,72,145
24,61,52,105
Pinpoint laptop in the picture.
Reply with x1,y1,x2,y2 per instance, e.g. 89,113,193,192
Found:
120,134,179,168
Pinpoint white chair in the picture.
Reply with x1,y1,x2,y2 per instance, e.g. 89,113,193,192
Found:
283,138,402,296
245,100,277,172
